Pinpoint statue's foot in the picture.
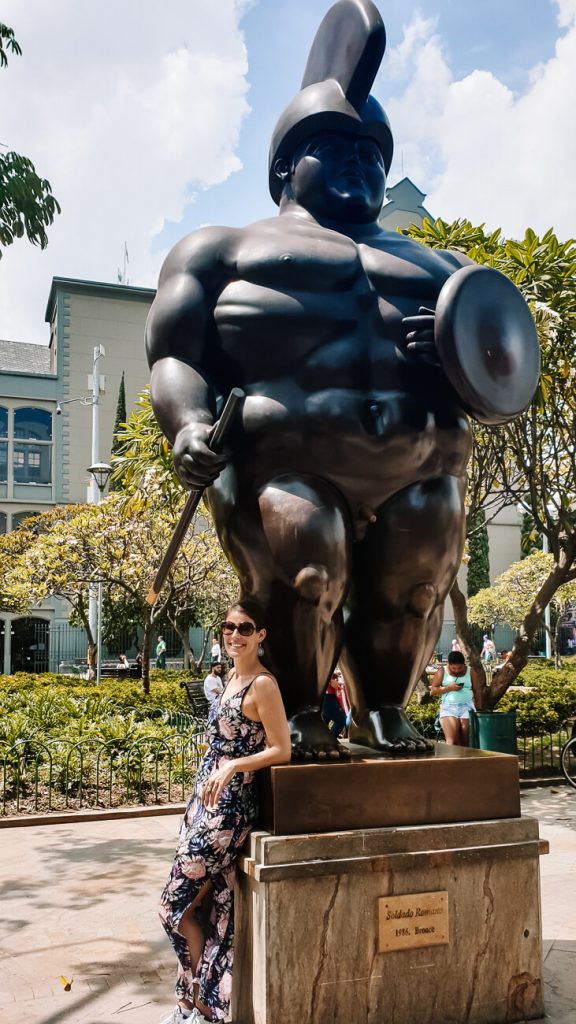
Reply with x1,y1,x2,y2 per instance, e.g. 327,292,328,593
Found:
289,709,350,763
349,707,434,756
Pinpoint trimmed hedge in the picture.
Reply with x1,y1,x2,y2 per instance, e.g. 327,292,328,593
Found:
0,671,200,713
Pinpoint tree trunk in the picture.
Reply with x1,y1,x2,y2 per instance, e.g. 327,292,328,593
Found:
170,615,193,671
449,577,488,709
415,672,430,704
486,550,576,707
194,630,211,672
75,596,96,679
141,620,151,695
554,615,562,670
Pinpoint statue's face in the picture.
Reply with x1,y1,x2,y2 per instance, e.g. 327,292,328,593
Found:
287,131,386,222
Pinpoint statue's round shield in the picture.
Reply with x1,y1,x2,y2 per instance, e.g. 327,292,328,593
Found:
434,264,540,425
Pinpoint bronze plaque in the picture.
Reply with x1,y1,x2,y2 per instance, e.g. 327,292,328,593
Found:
378,891,449,953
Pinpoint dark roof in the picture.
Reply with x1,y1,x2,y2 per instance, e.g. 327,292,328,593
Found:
45,276,156,322
0,340,52,375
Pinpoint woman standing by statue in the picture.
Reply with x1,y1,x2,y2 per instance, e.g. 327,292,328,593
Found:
159,601,291,1024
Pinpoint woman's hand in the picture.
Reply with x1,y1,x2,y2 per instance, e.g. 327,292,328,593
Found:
201,761,237,809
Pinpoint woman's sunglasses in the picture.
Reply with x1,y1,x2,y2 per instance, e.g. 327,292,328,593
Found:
220,620,258,637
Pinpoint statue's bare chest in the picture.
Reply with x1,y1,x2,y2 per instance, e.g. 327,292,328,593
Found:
212,222,456,374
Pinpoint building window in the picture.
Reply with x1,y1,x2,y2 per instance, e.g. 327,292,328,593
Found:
0,512,6,534
12,511,37,530
0,406,7,485
12,408,52,486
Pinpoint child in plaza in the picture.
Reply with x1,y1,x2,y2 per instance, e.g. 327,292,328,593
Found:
159,601,291,1024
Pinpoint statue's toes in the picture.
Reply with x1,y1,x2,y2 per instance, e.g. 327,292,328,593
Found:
338,745,351,760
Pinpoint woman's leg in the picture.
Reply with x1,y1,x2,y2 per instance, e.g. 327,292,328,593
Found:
440,715,459,745
177,881,213,1014
459,716,470,747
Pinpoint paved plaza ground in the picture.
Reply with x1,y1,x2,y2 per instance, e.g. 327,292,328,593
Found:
0,788,575,1024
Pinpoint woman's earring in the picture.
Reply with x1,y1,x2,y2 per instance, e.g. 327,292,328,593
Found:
258,643,264,657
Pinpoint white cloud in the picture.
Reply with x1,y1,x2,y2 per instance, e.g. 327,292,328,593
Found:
0,1,251,343
382,7,576,241
554,0,576,29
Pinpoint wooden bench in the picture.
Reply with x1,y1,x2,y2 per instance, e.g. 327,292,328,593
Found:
180,681,210,719
98,662,141,680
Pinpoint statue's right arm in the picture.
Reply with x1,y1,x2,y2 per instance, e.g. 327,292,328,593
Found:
145,227,234,489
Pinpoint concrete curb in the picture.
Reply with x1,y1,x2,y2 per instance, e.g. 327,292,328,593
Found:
0,802,186,829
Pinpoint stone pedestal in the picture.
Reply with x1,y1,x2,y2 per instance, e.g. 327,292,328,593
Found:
233,816,548,1024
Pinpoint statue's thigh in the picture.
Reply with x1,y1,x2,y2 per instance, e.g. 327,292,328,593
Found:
352,475,466,608
258,474,350,576
211,471,351,593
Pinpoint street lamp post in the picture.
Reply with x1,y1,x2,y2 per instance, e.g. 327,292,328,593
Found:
88,461,112,685
57,345,106,640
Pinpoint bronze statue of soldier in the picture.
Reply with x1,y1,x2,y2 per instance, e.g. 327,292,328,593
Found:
146,0,539,758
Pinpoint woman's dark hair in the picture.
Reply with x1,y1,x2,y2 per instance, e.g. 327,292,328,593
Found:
226,598,265,629
447,651,465,665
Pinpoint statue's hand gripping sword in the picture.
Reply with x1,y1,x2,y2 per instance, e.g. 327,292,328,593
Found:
146,387,245,606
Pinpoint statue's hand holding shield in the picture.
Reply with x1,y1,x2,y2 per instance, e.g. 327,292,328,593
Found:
403,265,540,426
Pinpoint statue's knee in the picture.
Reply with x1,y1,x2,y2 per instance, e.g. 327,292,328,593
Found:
293,564,329,602
408,582,437,617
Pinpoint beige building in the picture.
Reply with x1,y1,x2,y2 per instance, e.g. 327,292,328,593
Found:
0,278,154,672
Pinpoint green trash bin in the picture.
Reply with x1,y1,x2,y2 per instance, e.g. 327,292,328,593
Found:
469,709,517,754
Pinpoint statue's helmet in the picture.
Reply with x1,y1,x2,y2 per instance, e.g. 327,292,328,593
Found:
268,0,394,205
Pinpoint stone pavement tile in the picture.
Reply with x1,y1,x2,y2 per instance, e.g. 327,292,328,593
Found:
1,796,575,1022
540,944,576,1023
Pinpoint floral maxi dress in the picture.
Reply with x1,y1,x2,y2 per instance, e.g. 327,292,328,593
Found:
159,677,267,1021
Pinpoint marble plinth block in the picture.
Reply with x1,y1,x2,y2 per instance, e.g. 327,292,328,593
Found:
233,817,548,1024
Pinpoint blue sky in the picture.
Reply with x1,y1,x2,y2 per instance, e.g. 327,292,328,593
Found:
0,0,574,344
156,0,560,248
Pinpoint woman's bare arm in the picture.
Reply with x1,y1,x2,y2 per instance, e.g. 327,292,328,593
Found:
430,667,463,696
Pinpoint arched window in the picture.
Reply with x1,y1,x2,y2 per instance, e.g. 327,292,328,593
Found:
13,407,52,485
11,511,37,531
0,406,7,484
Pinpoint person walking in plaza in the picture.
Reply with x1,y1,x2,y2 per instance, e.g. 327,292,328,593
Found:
481,634,496,663
210,635,221,664
203,662,224,706
159,601,291,1024
156,635,167,669
430,650,478,746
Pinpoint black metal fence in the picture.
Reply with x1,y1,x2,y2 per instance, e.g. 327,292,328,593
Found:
1,724,206,815
2,725,574,817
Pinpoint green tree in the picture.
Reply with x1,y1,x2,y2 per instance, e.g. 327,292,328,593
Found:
407,219,576,707
469,552,576,669
0,23,60,258
466,510,490,598
109,372,127,492
111,387,181,511
0,496,237,692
